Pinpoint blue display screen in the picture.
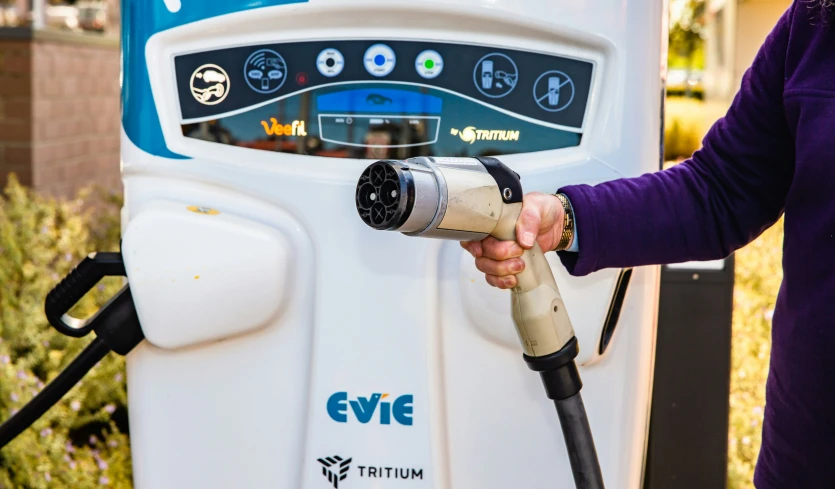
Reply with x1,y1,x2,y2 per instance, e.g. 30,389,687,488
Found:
181,84,581,159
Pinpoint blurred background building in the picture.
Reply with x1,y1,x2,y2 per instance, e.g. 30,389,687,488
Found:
0,0,120,198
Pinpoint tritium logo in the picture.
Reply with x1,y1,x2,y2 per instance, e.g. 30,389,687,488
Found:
327,392,413,426
317,455,423,487
450,126,520,144
318,455,351,488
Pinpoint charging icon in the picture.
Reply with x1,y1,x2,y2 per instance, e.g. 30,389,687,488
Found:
473,53,517,99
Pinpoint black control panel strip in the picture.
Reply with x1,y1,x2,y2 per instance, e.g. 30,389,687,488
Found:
175,39,594,130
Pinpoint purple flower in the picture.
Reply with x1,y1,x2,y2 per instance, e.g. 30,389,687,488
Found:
98,476,109,485
107,439,118,448
69,461,77,470
39,428,51,438
42,340,49,347
0,355,8,364
10,408,18,416
70,400,81,411
97,460,108,470
37,381,44,389
114,373,123,382
63,454,71,462
10,393,18,402
65,441,75,453
44,473,51,482
51,273,59,281
89,435,99,446
16,371,25,380
64,253,73,262
40,226,48,235
104,404,115,414
97,284,106,291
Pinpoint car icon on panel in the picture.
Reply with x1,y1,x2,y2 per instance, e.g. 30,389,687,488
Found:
366,94,393,105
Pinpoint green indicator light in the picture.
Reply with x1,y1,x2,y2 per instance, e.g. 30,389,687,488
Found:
424,59,435,69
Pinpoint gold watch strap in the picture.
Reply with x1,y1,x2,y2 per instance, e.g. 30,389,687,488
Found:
554,193,574,251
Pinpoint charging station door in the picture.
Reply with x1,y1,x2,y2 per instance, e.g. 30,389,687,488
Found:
644,256,734,489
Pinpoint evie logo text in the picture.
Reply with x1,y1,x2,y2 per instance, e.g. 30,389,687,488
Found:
327,392,413,426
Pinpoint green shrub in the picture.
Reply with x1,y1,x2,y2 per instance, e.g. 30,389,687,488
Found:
727,219,783,489
664,97,710,161
0,176,130,488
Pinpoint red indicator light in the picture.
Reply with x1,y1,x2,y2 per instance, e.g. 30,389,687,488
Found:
296,72,308,85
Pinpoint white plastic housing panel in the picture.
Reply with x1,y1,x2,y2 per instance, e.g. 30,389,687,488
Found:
122,200,290,349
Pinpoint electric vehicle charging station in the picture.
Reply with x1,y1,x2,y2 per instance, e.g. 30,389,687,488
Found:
115,1,665,488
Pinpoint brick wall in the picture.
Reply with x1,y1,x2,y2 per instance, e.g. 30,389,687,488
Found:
0,30,120,198
0,38,33,185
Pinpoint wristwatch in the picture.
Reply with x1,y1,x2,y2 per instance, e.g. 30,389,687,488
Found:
554,193,575,251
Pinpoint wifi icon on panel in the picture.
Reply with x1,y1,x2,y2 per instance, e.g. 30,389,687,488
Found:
250,52,267,69
244,48,288,95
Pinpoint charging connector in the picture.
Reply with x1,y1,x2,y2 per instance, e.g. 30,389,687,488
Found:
0,252,144,449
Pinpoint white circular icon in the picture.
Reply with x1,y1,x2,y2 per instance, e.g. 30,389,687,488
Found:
364,44,396,77
190,64,230,105
415,50,443,79
317,48,345,78
533,70,575,112
473,53,518,99
244,49,287,94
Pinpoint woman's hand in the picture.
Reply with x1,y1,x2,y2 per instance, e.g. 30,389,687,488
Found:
460,192,565,289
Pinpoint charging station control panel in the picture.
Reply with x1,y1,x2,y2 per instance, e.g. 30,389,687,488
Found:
175,40,594,159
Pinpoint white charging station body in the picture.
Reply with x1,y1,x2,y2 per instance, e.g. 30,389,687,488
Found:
120,1,663,487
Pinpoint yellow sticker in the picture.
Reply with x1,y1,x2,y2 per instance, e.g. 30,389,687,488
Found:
187,206,220,215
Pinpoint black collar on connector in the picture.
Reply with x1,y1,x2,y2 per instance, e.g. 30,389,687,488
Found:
523,336,583,401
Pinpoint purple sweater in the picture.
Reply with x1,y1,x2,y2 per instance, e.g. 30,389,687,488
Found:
558,3,834,487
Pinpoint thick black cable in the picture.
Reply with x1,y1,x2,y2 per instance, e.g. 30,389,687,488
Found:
555,393,606,489
0,338,110,448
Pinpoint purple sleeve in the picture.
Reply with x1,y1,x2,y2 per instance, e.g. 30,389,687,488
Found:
557,4,796,276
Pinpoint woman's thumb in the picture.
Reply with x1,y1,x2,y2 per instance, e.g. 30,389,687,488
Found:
516,203,542,249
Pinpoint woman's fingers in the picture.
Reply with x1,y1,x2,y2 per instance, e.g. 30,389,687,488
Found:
475,256,525,277
460,240,483,258
485,274,517,289
481,236,524,260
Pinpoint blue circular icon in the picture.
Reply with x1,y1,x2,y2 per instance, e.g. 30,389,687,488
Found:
533,70,575,112
244,49,287,94
364,44,396,77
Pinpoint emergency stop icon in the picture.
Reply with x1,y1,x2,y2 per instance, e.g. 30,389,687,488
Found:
533,70,575,112
190,64,230,105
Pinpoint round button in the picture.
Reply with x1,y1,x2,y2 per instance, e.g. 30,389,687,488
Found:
364,44,396,77
415,50,443,79
317,48,344,78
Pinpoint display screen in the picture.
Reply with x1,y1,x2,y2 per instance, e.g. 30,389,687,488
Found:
175,40,594,159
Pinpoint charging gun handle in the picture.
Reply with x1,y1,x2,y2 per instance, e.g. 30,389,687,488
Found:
492,203,574,358
493,202,606,489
